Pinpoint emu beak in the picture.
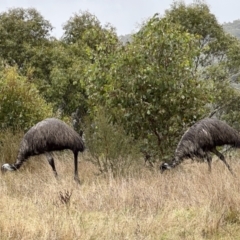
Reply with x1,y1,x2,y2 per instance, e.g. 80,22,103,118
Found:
1,163,16,173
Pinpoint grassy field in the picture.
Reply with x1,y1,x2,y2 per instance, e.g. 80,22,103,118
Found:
1,152,240,240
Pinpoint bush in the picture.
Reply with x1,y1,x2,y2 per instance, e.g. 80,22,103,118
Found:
0,67,53,131
84,110,141,178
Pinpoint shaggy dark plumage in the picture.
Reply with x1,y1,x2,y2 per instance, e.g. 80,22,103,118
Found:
160,118,240,174
1,118,85,183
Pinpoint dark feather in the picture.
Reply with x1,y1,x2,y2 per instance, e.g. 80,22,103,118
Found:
1,118,85,183
19,118,84,158
160,118,239,174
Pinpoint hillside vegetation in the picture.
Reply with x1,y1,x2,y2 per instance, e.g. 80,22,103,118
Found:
1,1,240,238
0,1,240,161
223,20,240,39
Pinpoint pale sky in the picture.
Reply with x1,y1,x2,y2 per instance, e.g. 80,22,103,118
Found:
0,0,239,38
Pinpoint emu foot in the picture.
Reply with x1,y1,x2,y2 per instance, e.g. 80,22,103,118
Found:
74,176,81,184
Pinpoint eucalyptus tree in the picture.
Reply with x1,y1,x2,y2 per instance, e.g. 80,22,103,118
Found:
0,8,53,69
0,67,52,131
47,11,119,118
86,15,210,158
0,7,57,104
165,1,240,124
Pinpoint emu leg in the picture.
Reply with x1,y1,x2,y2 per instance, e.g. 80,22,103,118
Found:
211,148,234,175
206,154,212,173
73,152,80,184
14,157,25,170
45,152,58,177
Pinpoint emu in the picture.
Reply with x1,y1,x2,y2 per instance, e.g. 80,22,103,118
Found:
160,118,240,174
1,118,85,183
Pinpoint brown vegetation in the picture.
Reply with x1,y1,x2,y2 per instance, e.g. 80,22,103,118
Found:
1,151,240,239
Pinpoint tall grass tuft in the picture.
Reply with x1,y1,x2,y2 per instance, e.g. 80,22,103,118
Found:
0,128,23,165
84,110,142,178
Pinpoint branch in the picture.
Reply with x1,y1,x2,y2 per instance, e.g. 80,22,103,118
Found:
207,96,240,118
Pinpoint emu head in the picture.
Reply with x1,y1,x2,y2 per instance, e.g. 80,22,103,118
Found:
159,162,172,173
1,163,17,173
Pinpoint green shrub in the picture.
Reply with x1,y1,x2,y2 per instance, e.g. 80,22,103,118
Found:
0,67,53,131
84,110,141,178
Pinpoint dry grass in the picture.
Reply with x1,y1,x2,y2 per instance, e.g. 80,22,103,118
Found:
1,152,240,240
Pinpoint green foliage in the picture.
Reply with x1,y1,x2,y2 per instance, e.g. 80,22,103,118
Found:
39,11,119,117
0,7,57,106
0,4,240,164
203,62,240,122
0,8,53,68
85,27,120,116
42,41,88,116
165,1,229,69
62,10,101,45
84,110,141,177
87,15,210,159
165,0,240,128
0,67,52,130
62,11,117,50
166,1,220,38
